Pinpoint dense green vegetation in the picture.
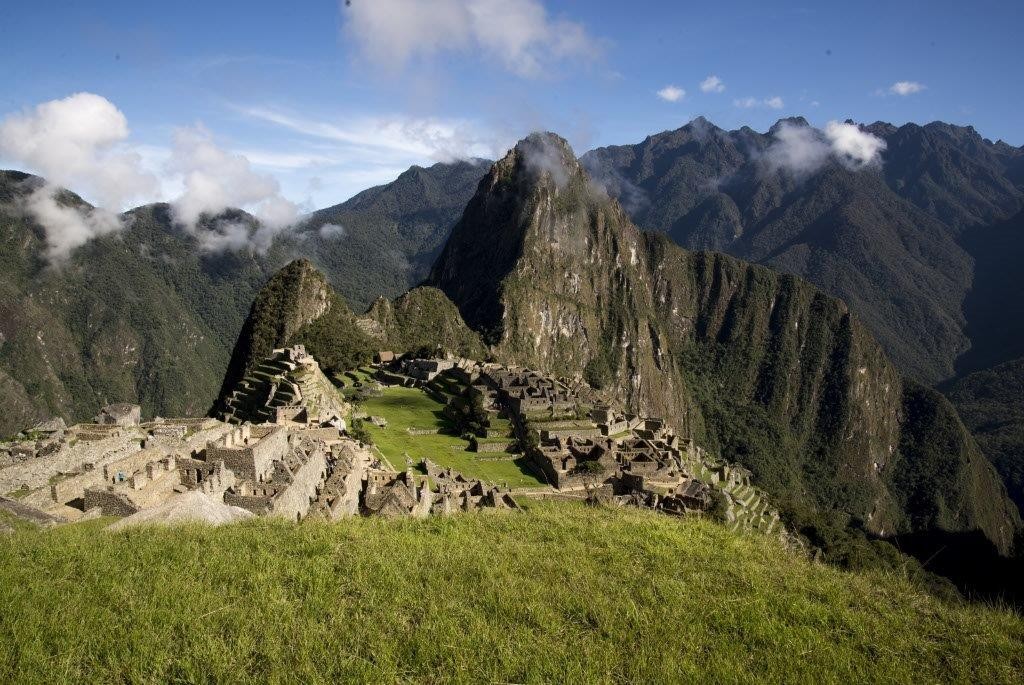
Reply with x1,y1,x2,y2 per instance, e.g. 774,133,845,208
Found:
582,118,1024,385
358,386,542,488
948,358,1024,514
291,293,375,375
363,287,486,359
1,502,1022,683
304,160,488,311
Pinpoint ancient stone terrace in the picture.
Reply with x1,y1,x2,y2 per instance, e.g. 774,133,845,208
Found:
219,346,349,426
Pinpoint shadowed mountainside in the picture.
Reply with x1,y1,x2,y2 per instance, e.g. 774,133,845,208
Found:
581,118,1024,385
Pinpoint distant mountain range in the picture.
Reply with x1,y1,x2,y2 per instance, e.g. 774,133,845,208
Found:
581,117,1024,385
1,117,1022,563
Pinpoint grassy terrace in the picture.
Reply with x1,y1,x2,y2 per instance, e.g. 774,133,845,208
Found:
1,501,1021,683
358,386,543,488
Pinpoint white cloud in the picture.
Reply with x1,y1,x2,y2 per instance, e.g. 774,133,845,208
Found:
18,184,124,262
656,85,685,102
0,92,161,261
823,121,887,169
343,0,601,78
237,105,497,162
889,81,926,96
763,120,886,176
700,75,725,93
318,222,346,239
734,96,784,109
763,123,830,176
167,125,300,253
0,93,159,210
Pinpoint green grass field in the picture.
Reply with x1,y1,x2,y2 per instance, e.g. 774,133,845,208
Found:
358,386,543,488
0,501,1020,683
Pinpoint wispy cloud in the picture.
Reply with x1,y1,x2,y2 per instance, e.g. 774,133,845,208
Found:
734,96,784,110
342,0,603,78
235,105,497,162
699,75,725,93
889,81,926,96
0,92,315,260
656,85,685,102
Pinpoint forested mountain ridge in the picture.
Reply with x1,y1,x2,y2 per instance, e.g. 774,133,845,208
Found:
303,159,490,311
428,132,1019,555
0,171,289,437
581,118,1024,385
0,160,488,436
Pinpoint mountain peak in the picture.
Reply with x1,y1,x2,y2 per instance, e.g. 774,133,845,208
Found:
768,116,811,134
491,131,583,189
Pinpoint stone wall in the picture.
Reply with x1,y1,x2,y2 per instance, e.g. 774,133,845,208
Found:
103,447,170,485
205,425,288,482
476,441,515,453
83,488,140,517
541,426,602,441
269,447,328,521
223,492,273,516
50,469,104,505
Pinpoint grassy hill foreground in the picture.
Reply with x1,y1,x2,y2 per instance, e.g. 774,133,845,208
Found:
0,502,1021,683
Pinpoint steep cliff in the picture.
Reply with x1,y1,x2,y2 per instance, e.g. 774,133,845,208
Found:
429,133,1019,553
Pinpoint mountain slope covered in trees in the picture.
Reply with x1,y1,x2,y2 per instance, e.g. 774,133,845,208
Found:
0,171,290,436
581,118,1024,385
302,159,489,311
428,133,1019,557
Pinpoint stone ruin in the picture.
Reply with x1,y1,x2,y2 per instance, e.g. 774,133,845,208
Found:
218,346,350,427
0,361,520,529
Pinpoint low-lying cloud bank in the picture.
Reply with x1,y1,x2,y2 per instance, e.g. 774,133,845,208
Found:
0,93,301,262
764,120,886,176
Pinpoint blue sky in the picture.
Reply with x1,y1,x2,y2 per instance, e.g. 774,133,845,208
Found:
1,0,1021,212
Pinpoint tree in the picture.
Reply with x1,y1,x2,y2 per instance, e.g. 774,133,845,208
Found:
349,418,373,445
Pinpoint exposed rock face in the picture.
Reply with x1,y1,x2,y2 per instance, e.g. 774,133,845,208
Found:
428,133,1019,552
106,491,255,530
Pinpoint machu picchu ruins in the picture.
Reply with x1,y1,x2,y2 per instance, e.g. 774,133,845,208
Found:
0,346,795,544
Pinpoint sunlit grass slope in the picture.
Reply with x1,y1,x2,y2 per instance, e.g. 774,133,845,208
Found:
0,502,1021,683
